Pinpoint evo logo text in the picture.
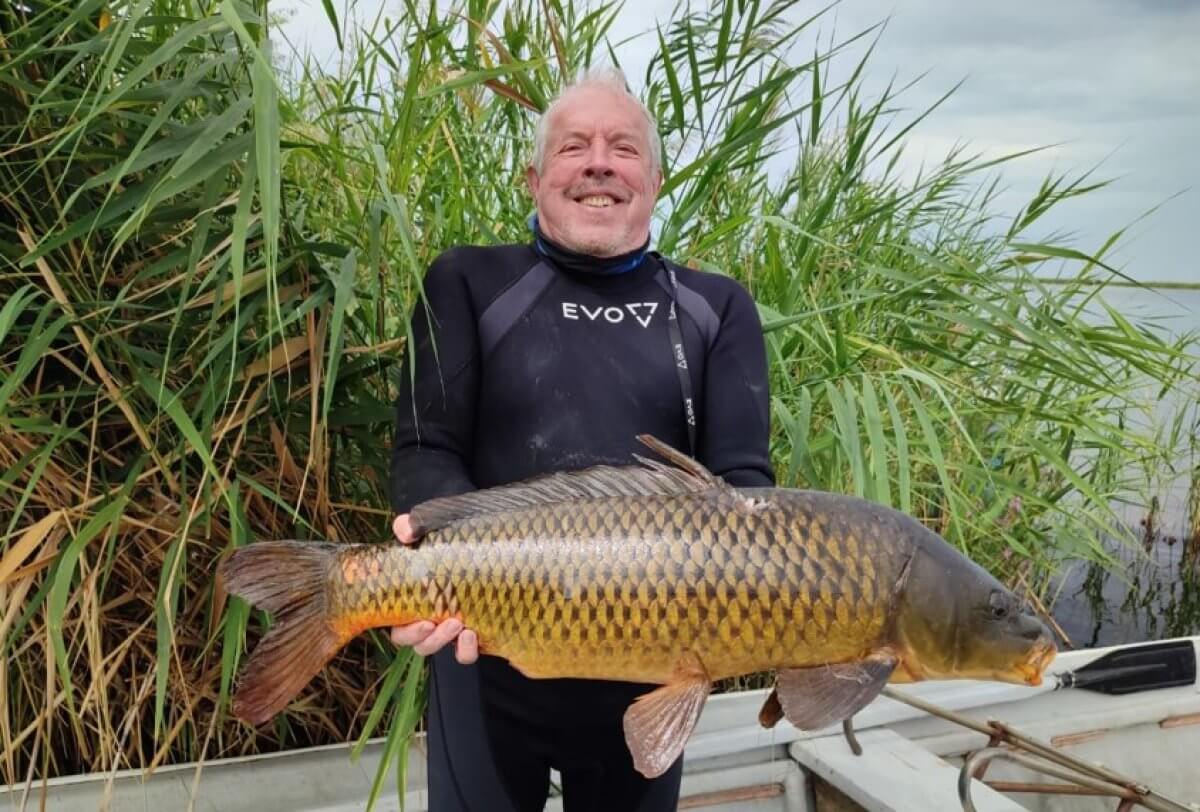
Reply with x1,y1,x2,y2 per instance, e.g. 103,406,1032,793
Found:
561,301,658,328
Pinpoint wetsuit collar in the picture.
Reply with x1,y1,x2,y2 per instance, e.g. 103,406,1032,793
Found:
529,213,650,275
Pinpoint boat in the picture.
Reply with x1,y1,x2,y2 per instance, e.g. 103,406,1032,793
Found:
4,636,1198,811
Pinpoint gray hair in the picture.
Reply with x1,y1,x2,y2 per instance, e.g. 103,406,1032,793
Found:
530,67,662,175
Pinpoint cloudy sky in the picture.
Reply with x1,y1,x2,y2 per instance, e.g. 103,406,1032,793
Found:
276,0,1199,284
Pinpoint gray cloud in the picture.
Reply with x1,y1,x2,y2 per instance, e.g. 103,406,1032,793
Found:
811,0,1199,282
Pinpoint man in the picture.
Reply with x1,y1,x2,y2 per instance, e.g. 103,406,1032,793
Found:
389,69,773,812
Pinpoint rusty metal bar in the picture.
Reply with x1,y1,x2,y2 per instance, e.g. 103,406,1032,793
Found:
985,780,1129,796
882,687,1194,812
987,720,1160,800
960,748,1136,812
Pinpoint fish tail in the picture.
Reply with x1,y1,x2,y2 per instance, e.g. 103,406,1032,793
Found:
219,541,347,725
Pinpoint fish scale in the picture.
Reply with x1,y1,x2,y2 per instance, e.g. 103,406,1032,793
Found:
327,490,906,683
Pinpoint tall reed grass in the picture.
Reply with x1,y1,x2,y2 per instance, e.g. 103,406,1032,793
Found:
1,0,1196,804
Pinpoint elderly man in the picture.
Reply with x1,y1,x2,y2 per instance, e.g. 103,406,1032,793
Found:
389,69,773,812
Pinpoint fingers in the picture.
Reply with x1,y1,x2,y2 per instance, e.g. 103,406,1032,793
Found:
393,514,414,544
455,629,479,665
391,621,433,647
412,618,463,657
392,620,477,662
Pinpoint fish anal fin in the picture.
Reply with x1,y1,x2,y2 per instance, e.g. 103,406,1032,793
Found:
758,687,783,729
775,651,898,732
622,652,712,778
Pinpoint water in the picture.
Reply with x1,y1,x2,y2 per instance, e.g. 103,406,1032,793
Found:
1048,285,1199,649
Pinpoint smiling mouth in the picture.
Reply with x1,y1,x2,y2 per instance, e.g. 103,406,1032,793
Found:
574,194,621,209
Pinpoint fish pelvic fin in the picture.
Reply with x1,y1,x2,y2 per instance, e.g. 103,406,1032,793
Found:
218,541,347,725
774,650,898,732
622,651,712,778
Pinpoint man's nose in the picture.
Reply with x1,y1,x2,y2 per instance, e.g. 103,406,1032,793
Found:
582,143,615,177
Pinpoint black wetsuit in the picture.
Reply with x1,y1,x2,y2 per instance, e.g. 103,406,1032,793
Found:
389,234,773,812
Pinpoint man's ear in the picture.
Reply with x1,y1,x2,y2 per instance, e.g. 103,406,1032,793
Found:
652,167,664,197
525,165,540,197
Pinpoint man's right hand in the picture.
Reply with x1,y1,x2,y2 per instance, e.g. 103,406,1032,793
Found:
390,514,479,664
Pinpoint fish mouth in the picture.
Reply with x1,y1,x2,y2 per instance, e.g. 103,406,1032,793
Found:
1014,639,1058,686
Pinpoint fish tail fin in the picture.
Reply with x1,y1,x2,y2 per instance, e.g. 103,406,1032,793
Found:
218,541,347,725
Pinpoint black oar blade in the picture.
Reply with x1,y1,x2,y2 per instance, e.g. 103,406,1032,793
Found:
1060,640,1196,695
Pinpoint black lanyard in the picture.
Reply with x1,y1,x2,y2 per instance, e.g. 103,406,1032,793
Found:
658,259,697,456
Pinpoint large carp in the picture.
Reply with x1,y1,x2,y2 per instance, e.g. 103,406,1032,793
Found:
220,435,1055,777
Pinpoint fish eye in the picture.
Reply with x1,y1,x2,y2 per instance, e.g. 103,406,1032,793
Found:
988,592,1009,620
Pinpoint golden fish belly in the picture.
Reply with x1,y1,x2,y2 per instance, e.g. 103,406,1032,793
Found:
329,492,911,683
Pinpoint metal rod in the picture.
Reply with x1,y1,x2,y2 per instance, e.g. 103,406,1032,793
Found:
882,687,1195,812
879,687,993,736
988,721,1151,793
985,780,1129,797
960,748,1136,812
842,717,862,756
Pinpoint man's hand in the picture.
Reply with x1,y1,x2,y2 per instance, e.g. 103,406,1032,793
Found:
389,514,479,664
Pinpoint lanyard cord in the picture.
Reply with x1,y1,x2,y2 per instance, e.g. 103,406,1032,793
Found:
659,259,697,457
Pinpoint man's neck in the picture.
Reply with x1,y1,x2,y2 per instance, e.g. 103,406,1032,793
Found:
530,215,650,275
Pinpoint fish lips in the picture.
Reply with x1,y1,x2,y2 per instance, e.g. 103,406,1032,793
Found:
1014,638,1058,686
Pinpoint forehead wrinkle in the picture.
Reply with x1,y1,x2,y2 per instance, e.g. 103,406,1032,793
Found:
555,126,644,145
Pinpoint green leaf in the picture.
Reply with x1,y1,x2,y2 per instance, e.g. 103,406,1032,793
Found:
861,376,891,506
883,384,912,514
656,26,685,132
0,305,70,417
419,60,548,98
47,465,140,715
321,0,344,50
352,647,415,760
155,533,186,738
219,485,251,710
136,374,233,515
323,249,357,418
899,378,955,523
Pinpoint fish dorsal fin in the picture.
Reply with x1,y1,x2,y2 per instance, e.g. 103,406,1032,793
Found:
409,434,729,536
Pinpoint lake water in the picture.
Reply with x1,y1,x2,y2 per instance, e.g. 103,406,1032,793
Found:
1048,285,1199,648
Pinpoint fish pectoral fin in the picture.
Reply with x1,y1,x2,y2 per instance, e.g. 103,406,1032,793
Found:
758,688,784,729
622,652,711,779
775,651,898,732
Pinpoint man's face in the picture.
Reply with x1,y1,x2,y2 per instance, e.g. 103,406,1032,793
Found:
526,86,662,257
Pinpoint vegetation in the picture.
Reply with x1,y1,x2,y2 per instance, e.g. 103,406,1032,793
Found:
1,0,1195,804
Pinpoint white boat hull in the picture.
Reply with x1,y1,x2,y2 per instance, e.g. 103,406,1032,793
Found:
3,637,1198,811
